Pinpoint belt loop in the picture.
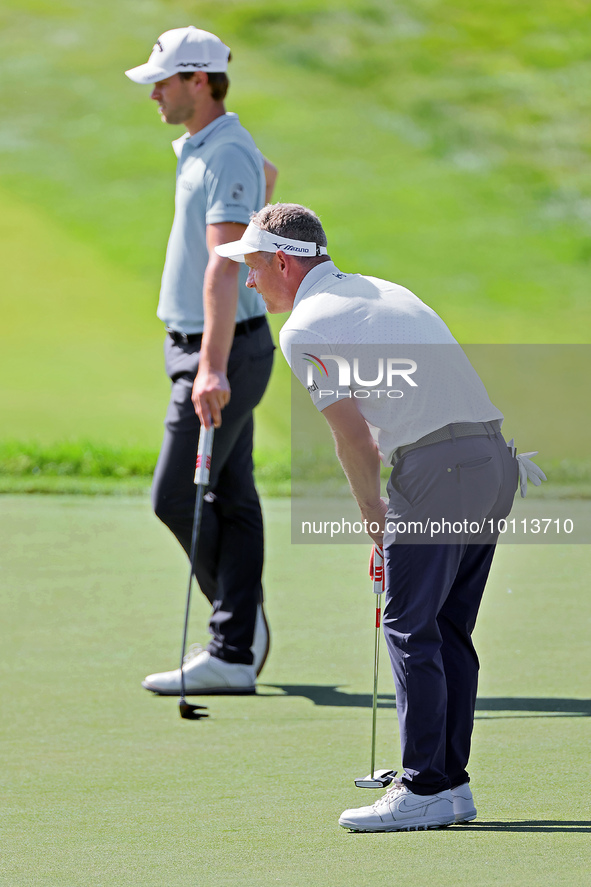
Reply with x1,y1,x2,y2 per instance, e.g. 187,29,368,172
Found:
448,423,456,444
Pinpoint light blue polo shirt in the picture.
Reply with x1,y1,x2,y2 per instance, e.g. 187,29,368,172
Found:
157,113,266,334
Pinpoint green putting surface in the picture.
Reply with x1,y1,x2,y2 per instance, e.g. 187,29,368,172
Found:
1,496,589,886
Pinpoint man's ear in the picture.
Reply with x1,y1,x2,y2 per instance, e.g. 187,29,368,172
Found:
275,250,289,274
188,70,209,91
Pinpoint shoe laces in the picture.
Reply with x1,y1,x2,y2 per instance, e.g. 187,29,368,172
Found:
183,643,205,664
373,779,406,809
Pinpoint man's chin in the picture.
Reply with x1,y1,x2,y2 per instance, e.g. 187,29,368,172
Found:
158,110,178,125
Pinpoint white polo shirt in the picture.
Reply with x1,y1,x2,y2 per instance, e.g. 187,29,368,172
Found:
280,261,503,464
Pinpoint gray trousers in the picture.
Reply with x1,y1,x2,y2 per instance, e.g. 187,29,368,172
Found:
152,318,274,664
382,430,518,794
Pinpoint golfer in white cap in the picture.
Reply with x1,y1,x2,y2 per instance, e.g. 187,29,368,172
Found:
125,28,277,695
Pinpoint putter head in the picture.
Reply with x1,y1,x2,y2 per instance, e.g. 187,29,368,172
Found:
179,698,209,720
354,768,397,789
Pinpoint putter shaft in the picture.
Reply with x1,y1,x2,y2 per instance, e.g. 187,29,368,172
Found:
370,593,382,778
355,546,393,789
179,425,214,708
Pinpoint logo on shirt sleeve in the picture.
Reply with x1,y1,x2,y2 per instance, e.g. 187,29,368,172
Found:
231,183,245,202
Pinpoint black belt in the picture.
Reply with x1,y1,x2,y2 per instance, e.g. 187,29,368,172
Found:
391,420,502,466
166,314,266,345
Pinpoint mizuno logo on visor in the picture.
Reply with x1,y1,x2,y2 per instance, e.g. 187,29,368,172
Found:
272,242,308,253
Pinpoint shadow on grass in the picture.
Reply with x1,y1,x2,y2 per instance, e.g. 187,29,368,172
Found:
344,821,591,835
260,684,395,708
260,685,591,718
456,820,591,833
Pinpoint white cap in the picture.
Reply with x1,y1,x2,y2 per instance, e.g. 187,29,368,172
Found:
125,26,230,84
215,221,329,263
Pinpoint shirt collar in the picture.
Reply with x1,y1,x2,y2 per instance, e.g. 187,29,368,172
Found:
172,112,238,158
292,260,343,310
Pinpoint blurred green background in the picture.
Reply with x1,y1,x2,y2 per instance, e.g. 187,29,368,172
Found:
1,0,590,489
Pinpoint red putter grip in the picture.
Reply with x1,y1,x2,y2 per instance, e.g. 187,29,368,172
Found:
194,426,214,485
370,545,385,595
195,452,210,469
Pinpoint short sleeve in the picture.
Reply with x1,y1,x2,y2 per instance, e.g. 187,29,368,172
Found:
204,145,263,226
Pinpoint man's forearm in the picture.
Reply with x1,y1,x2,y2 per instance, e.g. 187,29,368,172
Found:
199,256,239,374
322,399,386,543
332,426,386,543
332,427,382,512
192,222,246,426
191,256,238,427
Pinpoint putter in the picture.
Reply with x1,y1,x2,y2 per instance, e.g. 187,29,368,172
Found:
355,545,396,788
178,424,215,720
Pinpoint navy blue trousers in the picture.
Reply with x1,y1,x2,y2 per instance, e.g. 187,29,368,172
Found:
151,319,274,665
382,431,518,794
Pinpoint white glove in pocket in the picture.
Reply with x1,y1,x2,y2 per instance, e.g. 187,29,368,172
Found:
516,452,547,498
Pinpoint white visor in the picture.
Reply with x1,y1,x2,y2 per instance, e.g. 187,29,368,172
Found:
214,221,329,263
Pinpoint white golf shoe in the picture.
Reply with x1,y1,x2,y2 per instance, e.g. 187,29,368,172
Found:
142,650,256,696
451,782,477,823
339,781,454,832
142,602,269,694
